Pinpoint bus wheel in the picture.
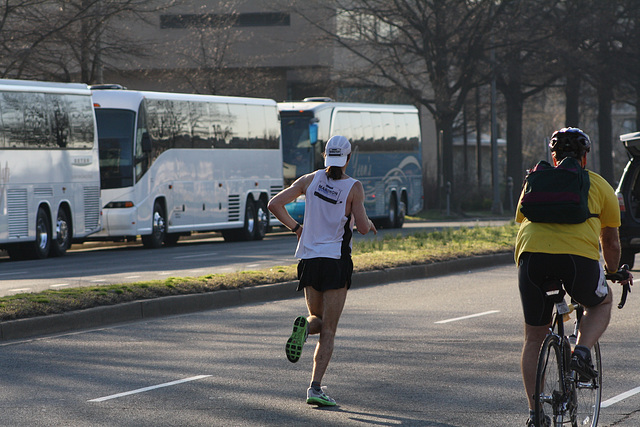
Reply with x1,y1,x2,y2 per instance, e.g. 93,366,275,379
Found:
394,196,406,229
222,198,256,242
239,198,257,241
253,199,268,241
142,201,166,249
32,207,52,259
382,194,398,229
51,208,71,257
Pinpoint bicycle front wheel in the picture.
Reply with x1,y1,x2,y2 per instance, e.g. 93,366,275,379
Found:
572,341,602,427
535,334,563,427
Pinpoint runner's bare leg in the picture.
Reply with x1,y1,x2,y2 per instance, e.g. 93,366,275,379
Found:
304,286,348,385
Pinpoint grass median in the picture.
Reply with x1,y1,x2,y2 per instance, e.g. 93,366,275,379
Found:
0,222,518,321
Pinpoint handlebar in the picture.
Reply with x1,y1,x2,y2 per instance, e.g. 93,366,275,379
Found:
605,264,632,309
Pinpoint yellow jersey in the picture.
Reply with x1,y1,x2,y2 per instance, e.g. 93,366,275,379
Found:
514,169,620,263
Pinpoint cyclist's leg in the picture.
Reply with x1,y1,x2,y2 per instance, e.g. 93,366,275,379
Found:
518,252,555,410
522,323,552,410
563,256,612,349
577,290,612,348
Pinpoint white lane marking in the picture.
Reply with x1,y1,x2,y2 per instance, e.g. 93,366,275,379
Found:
125,276,141,279
246,264,260,268
174,253,218,259
601,385,640,408
90,279,106,283
435,310,500,324
50,284,70,289
88,375,212,402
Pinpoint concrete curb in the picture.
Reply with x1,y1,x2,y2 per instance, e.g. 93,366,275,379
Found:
0,252,513,341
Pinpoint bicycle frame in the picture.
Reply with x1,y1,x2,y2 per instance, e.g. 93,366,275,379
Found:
534,284,602,427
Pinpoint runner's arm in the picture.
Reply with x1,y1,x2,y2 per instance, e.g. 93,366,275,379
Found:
350,181,377,235
268,174,313,237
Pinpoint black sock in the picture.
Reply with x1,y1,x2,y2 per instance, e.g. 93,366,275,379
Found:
310,381,322,391
573,345,590,360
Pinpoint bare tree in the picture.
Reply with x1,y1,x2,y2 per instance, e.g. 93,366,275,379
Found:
550,0,639,183
492,0,565,203
618,0,640,130
173,9,240,95
293,0,508,206
581,0,636,184
0,0,176,83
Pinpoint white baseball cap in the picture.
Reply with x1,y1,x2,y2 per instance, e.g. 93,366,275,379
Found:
324,135,351,167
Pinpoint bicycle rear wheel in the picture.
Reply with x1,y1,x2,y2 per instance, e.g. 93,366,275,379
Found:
535,334,563,426
572,341,602,427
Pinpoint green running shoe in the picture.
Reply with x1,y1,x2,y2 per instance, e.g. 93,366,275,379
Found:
306,386,336,406
285,316,308,363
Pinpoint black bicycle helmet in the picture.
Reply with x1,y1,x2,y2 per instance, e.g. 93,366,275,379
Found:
548,127,591,159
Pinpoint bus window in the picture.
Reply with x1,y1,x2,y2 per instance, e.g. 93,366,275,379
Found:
247,104,268,148
332,111,351,138
361,111,373,144
66,94,94,148
95,109,135,189
25,92,50,147
226,103,249,148
175,100,192,148
49,94,72,148
382,112,396,143
189,101,210,148
145,99,172,159
209,102,229,146
370,112,383,146
135,103,150,182
281,114,313,181
2,92,26,147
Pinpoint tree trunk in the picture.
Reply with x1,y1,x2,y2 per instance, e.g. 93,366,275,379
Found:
505,90,524,212
436,114,455,206
597,81,614,184
565,72,581,127
476,87,483,188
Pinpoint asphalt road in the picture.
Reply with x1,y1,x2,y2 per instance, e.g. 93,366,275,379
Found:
1,263,639,426
0,219,509,297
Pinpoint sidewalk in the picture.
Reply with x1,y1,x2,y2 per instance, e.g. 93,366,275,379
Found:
0,252,513,341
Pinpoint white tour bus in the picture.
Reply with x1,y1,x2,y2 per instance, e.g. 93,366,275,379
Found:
0,79,101,260
278,98,423,228
91,86,283,247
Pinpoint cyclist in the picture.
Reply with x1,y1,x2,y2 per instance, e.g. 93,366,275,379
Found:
268,135,377,406
515,127,632,427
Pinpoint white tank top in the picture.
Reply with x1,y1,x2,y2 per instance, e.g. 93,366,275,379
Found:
295,170,357,260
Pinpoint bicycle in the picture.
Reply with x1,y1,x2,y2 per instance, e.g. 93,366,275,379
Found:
533,267,631,427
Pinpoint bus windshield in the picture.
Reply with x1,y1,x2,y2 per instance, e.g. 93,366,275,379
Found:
95,109,135,189
281,114,314,184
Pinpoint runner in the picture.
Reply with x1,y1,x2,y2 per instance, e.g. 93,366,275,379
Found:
268,135,377,406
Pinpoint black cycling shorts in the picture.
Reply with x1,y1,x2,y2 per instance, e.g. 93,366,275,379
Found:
518,252,609,326
297,257,353,292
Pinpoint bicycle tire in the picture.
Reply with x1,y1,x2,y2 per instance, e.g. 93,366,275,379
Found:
572,341,601,427
535,334,563,427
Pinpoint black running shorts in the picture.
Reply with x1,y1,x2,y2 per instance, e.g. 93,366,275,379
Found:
297,257,353,292
518,252,609,326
